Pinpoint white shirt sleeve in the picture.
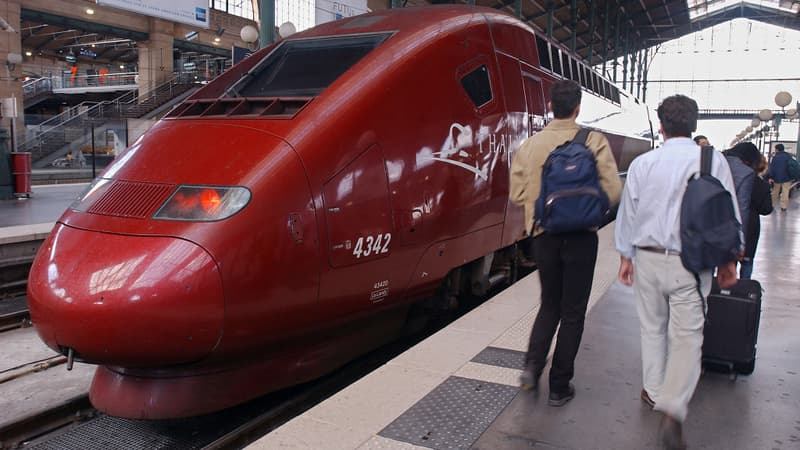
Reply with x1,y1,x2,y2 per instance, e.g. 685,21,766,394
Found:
615,158,640,259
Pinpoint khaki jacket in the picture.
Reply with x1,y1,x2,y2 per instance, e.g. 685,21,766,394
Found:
509,118,622,236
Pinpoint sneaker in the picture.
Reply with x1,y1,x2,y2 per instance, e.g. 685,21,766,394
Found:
519,364,541,391
658,414,687,450
548,383,576,407
640,389,655,408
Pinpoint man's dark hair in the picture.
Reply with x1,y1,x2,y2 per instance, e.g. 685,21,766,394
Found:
657,95,698,138
776,143,785,152
693,135,708,145
550,80,581,119
728,142,761,168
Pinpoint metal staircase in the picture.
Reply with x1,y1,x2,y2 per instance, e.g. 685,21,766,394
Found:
20,76,199,165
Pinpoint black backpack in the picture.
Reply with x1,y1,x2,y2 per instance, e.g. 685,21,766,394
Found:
680,146,742,273
534,128,610,233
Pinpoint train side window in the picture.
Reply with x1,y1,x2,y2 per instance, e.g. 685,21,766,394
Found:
591,73,599,94
571,59,580,85
550,47,562,75
460,65,493,107
536,37,551,71
561,52,571,78
582,66,591,91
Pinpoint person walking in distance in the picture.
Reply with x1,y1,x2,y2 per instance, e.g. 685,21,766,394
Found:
615,95,740,449
768,143,794,212
730,145,773,279
693,135,710,148
510,80,621,406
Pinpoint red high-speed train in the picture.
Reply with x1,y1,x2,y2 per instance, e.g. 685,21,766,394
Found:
27,5,653,419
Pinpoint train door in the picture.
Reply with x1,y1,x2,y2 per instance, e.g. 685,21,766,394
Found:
318,144,402,319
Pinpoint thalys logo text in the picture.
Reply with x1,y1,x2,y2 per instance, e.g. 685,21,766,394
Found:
423,119,525,180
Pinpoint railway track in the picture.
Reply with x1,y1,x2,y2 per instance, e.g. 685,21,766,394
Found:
0,296,30,333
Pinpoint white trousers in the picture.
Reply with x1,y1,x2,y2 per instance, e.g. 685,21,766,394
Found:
633,251,711,422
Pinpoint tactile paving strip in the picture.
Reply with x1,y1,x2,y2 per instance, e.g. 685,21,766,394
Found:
470,346,527,370
378,376,518,449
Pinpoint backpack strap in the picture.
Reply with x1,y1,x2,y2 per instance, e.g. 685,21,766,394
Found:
700,145,713,176
573,128,591,146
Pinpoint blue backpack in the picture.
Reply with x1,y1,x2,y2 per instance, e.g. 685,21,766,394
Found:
680,146,742,273
534,128,610,233
788,156,800,181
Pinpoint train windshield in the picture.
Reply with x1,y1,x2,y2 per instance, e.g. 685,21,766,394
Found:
224,33,391,98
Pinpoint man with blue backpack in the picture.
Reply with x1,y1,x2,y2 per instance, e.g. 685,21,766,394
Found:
768,143,799,212
615,95,740,449
510,80,621,407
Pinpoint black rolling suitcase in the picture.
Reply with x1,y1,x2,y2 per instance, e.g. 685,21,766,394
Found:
702,278,762,377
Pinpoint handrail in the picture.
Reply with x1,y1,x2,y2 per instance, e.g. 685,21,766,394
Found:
22,77,53,99
52,72,138,90
19,75,202,157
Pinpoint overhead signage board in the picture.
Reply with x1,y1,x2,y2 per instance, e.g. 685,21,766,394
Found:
97,0,210,29
315,0,368,25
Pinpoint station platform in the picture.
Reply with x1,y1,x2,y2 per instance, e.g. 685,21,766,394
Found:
250,197,800,449
0,183,86,242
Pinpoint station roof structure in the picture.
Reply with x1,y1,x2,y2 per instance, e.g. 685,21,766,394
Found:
418,0,800,66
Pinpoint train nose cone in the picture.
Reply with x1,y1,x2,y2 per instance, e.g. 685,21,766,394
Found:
28,224,224,367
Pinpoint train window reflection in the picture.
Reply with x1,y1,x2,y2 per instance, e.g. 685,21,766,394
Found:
536,37,551,71
571,59,580,85
460,65,493,107
550,47,562,75
225,33,390,98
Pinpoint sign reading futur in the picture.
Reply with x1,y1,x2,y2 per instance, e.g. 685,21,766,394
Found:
315,0,368,24
97,0,210,29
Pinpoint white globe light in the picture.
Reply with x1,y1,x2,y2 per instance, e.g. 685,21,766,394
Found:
775,91,792,108
787,108,798,119
730,140,738,147
758,108,773,121
750,118,760,127
240,25,259,43
746,126,753,132
279,22,296,38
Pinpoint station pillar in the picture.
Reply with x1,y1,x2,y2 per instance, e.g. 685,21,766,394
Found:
0,0,24,147
138,18,174,97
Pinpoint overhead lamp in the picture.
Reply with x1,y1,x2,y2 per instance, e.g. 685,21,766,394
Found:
214,37,221,42
119,64,125,69
240,25,258,44
6,52,22,70
750,118,760,127
25,50,32,57
86,8,95,15
775,91,792,108
758,109,773,121
279,22,297,38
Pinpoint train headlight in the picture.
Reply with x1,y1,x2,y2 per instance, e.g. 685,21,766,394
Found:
153,185,251,221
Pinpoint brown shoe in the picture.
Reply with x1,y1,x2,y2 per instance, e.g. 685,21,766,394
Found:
659,414,687,450
640,389,655,408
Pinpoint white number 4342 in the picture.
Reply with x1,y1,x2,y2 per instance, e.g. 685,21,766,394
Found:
353,233,391,259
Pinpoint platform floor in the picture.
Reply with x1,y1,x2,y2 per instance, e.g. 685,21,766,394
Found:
251,195,800,449
0,183,86,229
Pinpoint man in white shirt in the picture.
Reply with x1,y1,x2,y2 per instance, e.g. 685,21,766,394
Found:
615,94,739,449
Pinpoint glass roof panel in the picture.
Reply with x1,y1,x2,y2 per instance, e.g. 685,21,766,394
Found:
687,0,800,20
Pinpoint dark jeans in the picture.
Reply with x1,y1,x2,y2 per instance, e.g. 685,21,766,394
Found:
525,230,599,393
